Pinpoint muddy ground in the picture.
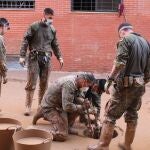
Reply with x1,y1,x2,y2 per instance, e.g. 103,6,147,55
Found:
0,70,150,150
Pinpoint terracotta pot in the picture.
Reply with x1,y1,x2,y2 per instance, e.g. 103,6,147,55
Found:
0,118,22,150
13,129,53,150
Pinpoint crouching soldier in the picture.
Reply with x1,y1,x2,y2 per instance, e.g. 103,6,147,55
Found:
0,18,10,111
32,73,102,141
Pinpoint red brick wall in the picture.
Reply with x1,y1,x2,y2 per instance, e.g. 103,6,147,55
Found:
0,0,150,73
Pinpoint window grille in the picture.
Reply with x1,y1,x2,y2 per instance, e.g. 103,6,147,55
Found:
72,0,121,12
0,0,35,9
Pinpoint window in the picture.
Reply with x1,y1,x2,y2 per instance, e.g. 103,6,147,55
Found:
72,0,121,12
0,0,35,9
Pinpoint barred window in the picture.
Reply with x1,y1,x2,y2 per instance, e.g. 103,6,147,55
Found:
72,0,121,12
0,0,35,9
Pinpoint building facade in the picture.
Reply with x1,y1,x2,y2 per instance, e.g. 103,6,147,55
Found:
0,0,150,72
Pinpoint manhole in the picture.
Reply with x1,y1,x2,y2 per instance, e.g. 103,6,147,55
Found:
83,126,120,139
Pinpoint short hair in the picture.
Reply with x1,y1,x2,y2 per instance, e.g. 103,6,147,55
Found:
118,22,133,32
44,8,54,15
77,73,96,83
0,18,9,27
96,79,106,92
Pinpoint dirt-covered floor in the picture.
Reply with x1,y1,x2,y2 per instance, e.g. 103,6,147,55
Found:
0,70,150,150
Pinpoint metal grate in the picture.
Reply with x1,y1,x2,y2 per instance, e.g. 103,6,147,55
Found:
0,0,35,9
72,0,121,12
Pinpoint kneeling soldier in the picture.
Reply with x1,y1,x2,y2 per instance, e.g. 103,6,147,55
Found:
33,73,103,141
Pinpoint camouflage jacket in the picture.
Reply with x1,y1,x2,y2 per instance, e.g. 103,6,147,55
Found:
0,35,7,77
114,33,150,78
41,75,82,113
20,21,62,60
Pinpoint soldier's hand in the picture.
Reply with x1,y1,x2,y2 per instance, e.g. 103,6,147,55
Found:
89,107,97,115
83,99,91,110
19,57,26,67
104,77,114,95
76,97,85,104
59,58,64,69
104,81,110,94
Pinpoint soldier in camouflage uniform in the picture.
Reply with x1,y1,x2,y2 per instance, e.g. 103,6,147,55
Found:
79,79,106,125
88,23,150,150
32,73,103,141
19,8,63,116
0,18,10,111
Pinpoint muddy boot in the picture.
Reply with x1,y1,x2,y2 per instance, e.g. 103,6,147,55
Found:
24,91,34,116
118,122,137,150
49,121,68,142
88,121,115,150
24,107,31,116
52,131,68,142
53,133,67,142
32,106,44,125
68,127,79,135
38,87,46,105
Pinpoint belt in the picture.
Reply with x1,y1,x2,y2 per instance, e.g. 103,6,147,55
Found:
30,50,46,55
123,76,144,87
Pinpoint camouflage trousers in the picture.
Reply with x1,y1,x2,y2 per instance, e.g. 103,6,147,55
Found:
25,56,51,106
0,75,2,96
105,83,145,124
42,108,79,141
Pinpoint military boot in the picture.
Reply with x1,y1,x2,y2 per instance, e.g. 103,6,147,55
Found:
32,106,44,125
88,121,115,150
118,122,137,150
24,91,34,116
38,87,46,105
68,127,79,135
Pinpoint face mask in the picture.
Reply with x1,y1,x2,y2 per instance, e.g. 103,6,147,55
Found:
0,27,5,35
45,19,53,26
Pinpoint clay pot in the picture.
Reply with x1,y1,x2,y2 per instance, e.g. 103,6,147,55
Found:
13,129,53,150
0,118,22,150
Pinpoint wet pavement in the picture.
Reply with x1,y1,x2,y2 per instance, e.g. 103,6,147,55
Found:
7,56,26,70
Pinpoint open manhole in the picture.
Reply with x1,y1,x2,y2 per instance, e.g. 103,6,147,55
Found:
83,127,119,139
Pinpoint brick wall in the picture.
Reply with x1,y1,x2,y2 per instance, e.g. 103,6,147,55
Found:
0,0,150,73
